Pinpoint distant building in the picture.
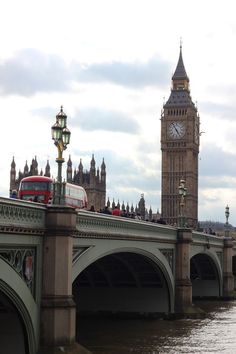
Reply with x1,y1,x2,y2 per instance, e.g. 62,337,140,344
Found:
10,155,106,212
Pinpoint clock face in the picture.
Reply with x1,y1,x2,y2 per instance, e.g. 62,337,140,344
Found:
167,122,185,139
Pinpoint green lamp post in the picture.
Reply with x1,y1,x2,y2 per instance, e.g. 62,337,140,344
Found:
225,205,230,237
51,106,71,204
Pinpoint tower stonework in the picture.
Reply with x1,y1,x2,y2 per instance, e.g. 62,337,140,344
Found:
161,46,200,229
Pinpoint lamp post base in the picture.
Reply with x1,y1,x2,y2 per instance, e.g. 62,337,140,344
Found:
178,216,187,228
53,181,66,205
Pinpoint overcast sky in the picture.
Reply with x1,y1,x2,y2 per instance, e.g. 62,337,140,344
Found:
1,0,236,224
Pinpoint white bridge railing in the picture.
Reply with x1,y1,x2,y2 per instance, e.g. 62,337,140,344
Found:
0,197,46,230
76,210,177,241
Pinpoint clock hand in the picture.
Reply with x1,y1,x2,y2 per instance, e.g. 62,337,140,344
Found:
173,125,180,136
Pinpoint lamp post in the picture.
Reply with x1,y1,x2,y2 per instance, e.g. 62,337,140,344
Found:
178,178,187,227
51,106,71,205
225,205,230,237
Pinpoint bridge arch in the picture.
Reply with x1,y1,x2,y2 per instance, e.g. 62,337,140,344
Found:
190,251,222,298
72,245,174,315
0,258,38,354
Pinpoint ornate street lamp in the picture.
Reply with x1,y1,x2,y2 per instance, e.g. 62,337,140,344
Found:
225,205,230,237
51,106,71,204
225,205,230,225
178,178,187,227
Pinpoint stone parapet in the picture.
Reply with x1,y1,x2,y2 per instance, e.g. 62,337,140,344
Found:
45,205,77,236
0,196,46,230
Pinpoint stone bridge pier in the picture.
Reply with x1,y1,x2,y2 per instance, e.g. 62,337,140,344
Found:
39,205,89,354
175,228,192,313
223,237,234,298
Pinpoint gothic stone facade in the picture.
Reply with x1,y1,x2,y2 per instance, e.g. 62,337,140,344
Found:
10,155,106,212
66,154,106,211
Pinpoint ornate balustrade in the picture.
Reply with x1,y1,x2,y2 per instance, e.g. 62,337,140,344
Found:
0,197,46,233
75,210,177,242
0,198,46,296
192,231,224,248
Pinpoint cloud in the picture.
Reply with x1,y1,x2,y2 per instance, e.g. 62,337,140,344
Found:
71,108,140,133
200,176,236,189
106,156,161,209
200,144,236,177
69,148,161,209
199,145,236,196
75,57,171,88
0,49,171,96
71,149,137,175
0,49,69,96
200,101,236,121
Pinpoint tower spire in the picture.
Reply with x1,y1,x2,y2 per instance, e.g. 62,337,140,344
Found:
172,44,189,83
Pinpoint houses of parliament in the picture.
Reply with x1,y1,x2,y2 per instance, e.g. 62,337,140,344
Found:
9,45,200,227
9,156,151,220
9,155,106,212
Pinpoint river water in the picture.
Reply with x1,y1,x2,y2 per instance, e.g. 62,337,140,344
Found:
77,301,236,353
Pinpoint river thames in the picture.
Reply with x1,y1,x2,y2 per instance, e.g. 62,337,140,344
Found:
77,301,236,353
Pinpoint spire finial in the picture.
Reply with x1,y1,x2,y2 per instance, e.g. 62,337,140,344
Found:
180,37,182,50
172,39,189,83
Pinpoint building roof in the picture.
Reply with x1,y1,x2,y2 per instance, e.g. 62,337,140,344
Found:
172,45,189,82
164,90,195,108
164,45,196,108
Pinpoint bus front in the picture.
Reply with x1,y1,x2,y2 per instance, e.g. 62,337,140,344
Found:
18,176,53,204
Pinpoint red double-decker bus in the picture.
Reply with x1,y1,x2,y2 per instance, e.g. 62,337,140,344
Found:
64,182,88,209
18,176,53,203
18,175,88,209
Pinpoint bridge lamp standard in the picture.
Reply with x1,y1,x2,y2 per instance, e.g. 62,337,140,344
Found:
225,205,230,237
178,179,187,228
51,106,71,205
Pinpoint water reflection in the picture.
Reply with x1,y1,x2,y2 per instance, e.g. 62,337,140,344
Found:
77,301,236,353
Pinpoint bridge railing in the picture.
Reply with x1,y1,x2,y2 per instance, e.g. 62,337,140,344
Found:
192,230,225,247
76,210,177,241
0,197,46,230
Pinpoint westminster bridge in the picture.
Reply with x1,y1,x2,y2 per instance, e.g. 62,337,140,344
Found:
0,197,235,353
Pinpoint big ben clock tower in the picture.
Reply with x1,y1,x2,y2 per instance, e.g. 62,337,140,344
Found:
161,45,200,229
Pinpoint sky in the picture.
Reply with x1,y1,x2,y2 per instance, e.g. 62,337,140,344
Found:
1,0,236,224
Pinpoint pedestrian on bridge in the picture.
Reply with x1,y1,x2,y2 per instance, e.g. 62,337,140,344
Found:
112,206,121,216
